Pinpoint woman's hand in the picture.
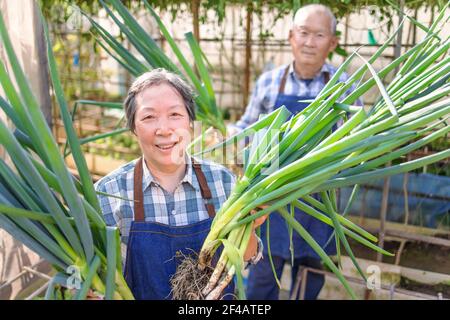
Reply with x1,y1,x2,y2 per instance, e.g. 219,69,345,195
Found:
86,290,104,300
69,289,103,300
243,205,269,262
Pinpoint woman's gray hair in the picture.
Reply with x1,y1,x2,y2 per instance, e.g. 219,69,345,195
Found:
124,68,196,133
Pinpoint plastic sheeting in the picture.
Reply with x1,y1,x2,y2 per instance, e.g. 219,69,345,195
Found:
339,173,450,229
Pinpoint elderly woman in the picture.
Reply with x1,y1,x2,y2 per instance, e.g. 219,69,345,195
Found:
95,68,263,300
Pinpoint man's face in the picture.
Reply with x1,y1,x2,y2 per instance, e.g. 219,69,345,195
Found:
289,11,338,72
134,83,191,169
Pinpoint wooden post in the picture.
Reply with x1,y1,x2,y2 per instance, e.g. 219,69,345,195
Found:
191,0,200,77
343,16,349,64
191,0,200,42
395,169,410,266
77,26,83,137
393,0,404,75
412,8,418,46
377,163,391,262
298,267,308,300
429,5,435,28
243,1,253,107
32,2,52,128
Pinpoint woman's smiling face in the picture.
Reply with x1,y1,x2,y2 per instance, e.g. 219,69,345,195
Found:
134,82,192,170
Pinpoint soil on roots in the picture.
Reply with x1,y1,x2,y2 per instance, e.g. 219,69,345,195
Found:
170,251,214,300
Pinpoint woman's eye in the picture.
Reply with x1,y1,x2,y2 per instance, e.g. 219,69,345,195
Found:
143,115,155,120
170,113,182,118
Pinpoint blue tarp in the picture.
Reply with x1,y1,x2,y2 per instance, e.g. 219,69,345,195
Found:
338,173,450,229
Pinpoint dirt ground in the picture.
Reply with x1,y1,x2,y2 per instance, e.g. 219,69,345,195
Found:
348,238,450,298
349,239,450,274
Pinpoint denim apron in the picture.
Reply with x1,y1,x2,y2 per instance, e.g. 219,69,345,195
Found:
247,66,336,300
124,158,234,300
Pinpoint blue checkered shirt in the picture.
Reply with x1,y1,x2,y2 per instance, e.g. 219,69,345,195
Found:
95,157,264,265
95,157,236,245
233,62,362,130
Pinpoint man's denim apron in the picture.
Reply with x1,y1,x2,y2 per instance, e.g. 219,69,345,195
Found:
247,66,336,300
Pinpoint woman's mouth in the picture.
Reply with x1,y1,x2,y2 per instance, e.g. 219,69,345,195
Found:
155,142,178,151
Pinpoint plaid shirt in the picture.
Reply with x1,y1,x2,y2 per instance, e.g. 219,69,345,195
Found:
95,157,235,245
233,62,361,130
95,157,264,265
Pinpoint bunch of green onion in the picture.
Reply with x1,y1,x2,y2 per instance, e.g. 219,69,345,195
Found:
0,9,133,300
175,6,450,300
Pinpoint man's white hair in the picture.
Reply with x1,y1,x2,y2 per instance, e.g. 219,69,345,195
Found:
293,4,337,35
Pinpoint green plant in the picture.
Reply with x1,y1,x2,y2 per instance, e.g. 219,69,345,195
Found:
0,6,133,300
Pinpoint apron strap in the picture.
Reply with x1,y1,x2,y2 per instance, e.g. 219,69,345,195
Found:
133,157,216,222
278,65,290,95
324,71,330,84
192,158,216,218
133,157,145,222
279,64,331,94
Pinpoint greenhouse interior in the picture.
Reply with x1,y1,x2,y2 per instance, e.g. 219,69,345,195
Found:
0,0,449,302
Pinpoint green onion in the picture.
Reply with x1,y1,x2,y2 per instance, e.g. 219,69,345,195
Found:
171,6,450,300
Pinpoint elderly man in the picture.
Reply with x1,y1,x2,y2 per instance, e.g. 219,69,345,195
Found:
230,4,361,300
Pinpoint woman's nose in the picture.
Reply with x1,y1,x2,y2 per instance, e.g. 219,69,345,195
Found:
155,119,172,135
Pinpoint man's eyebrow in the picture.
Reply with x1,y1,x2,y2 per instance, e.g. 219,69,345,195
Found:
295,25,328,32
